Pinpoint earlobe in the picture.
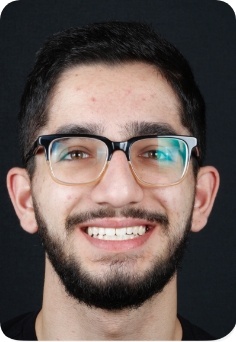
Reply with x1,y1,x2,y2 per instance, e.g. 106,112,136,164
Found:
191,166,220,232
6,167,38,234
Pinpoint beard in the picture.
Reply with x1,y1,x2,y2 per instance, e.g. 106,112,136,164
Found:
35,204,193,311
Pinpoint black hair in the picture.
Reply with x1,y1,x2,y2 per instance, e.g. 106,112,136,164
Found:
19,21,205,174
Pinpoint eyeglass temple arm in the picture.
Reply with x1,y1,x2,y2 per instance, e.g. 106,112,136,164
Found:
24,137,50,164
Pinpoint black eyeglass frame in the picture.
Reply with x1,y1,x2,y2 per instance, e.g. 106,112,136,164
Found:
25,133,199,186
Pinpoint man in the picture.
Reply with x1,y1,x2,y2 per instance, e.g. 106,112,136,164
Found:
1,21,219,340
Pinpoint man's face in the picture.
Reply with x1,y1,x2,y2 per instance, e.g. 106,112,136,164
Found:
32,63,196,310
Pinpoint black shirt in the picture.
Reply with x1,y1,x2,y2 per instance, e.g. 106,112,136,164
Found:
1,311,215,340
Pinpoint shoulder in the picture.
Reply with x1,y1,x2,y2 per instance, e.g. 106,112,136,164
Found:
1,311,38,341
178,315,216,341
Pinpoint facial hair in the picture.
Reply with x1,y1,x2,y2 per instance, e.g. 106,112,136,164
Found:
35,204,192,311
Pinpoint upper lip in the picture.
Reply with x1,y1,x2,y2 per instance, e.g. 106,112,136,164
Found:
78,218,156,230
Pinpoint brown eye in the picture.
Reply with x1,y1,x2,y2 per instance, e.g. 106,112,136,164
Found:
61,150,89,161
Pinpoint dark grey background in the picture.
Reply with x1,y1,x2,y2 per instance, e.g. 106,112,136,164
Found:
0,0,235,339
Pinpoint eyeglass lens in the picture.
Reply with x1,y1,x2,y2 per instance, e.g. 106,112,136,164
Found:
48,137,188,185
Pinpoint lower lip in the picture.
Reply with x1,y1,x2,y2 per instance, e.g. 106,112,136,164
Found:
80,228,154,251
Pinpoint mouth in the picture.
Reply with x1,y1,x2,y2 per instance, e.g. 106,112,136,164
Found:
86,225,149,241
76,218,157,251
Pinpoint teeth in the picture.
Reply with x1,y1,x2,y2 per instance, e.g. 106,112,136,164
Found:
116,228,127,236
127,227,133,235
86,226,147,240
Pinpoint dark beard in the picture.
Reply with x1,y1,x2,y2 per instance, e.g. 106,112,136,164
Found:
35,205,192,311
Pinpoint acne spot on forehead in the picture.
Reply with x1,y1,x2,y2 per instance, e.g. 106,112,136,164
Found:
91,97,96,102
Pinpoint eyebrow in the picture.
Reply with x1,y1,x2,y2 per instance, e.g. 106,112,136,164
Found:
123,121,178,137
54,121,178,138
54,123,104,135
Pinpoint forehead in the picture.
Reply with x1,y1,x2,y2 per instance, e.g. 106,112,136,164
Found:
46,62,188,139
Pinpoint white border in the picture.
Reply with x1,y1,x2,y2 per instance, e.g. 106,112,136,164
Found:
0,0,235,341
219,0,236,14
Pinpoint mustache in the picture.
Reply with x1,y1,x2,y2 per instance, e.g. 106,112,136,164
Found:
65,207,169,232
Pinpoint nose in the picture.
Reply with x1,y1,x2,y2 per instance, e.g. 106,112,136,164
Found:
91,151,144,208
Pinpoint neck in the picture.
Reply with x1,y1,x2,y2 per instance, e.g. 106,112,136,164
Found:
36,258,182,340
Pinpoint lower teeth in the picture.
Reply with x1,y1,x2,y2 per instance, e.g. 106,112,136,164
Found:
93,234,139,240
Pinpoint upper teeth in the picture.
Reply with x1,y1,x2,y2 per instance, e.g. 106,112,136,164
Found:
87,226,146,240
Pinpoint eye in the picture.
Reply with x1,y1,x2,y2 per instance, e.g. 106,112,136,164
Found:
142,149,173,161
60,150,90,161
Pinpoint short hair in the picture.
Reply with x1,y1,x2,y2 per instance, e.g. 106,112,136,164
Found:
19,21,205,174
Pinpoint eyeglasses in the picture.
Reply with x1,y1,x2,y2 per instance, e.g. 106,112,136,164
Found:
25,134,199,186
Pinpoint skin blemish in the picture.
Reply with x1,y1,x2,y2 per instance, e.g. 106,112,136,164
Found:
91,97,96,102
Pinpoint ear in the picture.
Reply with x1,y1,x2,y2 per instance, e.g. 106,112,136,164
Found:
191,166,220,232
7,167,38,234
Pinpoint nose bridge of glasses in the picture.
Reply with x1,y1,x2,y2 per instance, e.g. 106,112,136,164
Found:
108,141,130,161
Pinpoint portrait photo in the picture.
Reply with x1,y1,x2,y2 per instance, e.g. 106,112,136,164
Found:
0,0,235,340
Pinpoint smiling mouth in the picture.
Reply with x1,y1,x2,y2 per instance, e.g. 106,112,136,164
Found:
86,226,149,241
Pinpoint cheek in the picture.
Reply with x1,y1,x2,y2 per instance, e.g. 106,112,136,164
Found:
32,170,89,225
148,181,195,219
46,187,84,212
